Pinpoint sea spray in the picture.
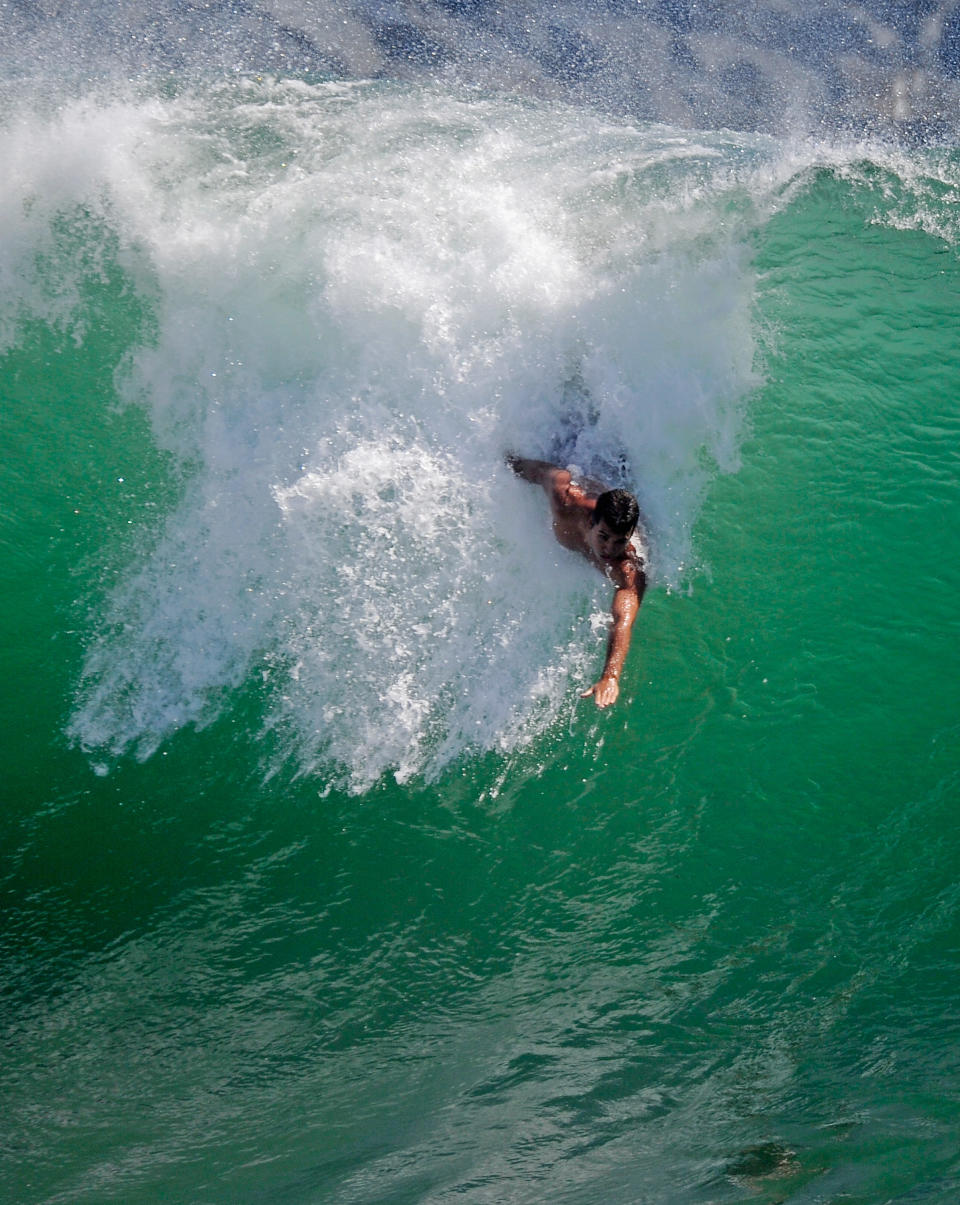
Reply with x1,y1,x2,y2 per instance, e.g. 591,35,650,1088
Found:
4,79,765,784
4,1,959,141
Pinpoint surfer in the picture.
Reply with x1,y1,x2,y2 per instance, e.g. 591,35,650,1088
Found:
506,454,646,708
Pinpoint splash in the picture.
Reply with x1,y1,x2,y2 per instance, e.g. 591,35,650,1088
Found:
3,1,960,141
0,79,773,786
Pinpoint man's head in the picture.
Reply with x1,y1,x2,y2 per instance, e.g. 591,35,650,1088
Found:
588,489,639,562
593,489,639,536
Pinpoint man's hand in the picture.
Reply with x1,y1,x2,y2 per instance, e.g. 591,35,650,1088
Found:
582,577,642,709
581,675,620,708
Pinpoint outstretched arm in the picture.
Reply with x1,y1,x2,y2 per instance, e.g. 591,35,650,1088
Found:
505,454,565,488
581,569,645,708
505,455,572,513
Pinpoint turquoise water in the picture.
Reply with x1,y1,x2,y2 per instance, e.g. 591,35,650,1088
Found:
3,78,960,1203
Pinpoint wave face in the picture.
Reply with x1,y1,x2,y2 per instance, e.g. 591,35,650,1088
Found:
0,79,767,786
4,8,960,1205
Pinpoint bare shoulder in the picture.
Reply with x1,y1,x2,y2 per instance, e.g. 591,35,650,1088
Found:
611,547,647,594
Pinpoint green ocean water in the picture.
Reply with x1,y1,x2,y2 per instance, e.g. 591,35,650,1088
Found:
2,82,960,1203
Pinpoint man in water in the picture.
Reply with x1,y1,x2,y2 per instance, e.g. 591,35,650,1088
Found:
506,454,646,708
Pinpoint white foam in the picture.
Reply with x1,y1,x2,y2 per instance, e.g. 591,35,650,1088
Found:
0,79,780,786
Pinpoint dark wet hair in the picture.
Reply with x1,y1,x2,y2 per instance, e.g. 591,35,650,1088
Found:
593,489,639,535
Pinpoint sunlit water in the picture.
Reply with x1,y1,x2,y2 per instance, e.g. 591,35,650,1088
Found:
3,14,960,1205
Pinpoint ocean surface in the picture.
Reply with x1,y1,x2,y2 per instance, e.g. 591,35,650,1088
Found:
3,5,960,1203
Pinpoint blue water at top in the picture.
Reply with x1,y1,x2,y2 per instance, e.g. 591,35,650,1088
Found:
4,0,960,141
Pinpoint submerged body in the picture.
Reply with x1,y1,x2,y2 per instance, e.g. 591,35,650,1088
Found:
507,455,646,707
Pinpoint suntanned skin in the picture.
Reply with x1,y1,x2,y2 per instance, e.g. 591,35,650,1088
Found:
506,454,646,708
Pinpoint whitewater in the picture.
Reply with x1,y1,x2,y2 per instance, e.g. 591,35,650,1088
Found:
0,79,772,787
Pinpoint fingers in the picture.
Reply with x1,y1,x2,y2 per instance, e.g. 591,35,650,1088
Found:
580,681,617,707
